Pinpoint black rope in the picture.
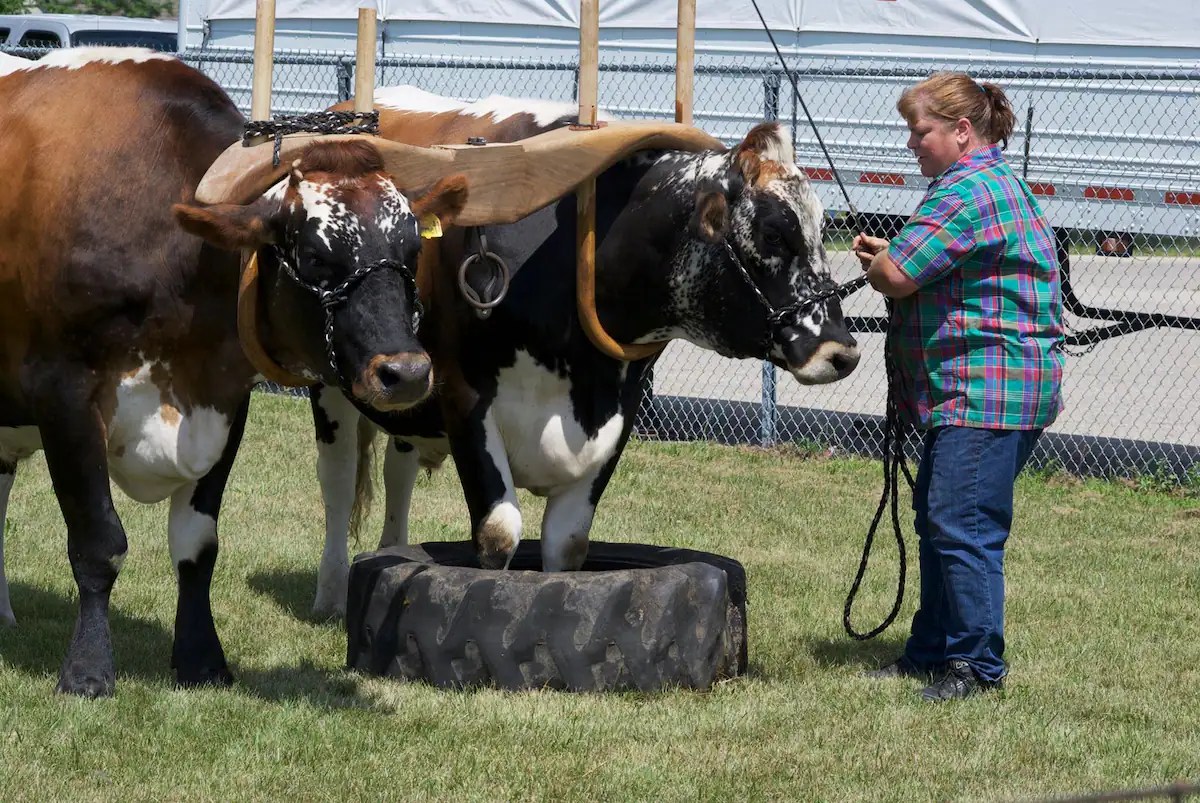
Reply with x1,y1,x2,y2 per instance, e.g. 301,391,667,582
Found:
744,0,910,639
243,110,381,166
843,301,916,639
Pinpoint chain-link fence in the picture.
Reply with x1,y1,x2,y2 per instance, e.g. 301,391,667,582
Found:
4,43,1197,484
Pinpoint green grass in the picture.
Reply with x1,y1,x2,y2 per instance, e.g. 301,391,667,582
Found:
2,393,1199,801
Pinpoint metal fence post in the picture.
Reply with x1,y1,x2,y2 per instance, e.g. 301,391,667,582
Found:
1022,104,1034,179
336,60,354,103
760,73,783,447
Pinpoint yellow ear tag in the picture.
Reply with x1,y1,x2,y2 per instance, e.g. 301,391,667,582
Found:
419,214,443,239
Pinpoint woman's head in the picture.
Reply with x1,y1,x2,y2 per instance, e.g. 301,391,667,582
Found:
897,72,1017,178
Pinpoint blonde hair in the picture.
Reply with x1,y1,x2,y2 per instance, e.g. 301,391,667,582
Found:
897,72,1017,149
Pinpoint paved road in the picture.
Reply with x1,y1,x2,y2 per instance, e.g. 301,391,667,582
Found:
651,251,1200,447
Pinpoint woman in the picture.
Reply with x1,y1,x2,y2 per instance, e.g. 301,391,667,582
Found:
852,73,1064,702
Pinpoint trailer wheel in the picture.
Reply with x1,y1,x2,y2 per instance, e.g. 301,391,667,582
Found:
345,540,747,692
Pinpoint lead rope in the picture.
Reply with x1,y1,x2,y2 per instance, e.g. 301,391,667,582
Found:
843,301,916,639
747,0,911,638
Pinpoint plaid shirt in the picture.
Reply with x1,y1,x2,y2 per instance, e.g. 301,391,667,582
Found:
886,144,1064,430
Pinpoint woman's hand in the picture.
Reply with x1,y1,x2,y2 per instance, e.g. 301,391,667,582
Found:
852,234,889,269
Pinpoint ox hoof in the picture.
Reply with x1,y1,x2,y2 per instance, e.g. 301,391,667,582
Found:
57,667,116,698
311,600,347,621
312,581,349,621
175,664,234,689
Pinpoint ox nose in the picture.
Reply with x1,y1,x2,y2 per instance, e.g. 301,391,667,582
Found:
829,347,861,378
357,352,433,410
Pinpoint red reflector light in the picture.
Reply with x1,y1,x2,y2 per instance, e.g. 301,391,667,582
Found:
804,167,834,181
1165,191,1200,206
1084,186,1135,202
1029,182,1056,196
859,172,905,186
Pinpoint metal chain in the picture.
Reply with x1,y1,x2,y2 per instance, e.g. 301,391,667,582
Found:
243,110,381,166
719,239,869,350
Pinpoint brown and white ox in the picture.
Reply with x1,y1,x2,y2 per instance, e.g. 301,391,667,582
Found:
305,87,861,616
0,52,466,696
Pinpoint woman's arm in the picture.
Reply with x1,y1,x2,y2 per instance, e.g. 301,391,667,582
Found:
866,250,919,299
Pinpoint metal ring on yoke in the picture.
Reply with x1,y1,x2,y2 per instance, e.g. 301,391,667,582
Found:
457,233,511,319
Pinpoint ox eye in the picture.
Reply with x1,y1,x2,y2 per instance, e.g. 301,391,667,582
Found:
764,230,783,246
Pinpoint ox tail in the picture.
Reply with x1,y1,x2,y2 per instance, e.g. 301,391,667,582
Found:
349,417,378,544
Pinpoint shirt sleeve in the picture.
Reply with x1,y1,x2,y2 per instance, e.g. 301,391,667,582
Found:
887,186,976,287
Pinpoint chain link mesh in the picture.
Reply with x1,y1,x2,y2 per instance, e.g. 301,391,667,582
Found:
4,43,1195,485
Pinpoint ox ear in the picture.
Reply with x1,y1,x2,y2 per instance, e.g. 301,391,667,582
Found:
410,174,469,232
690,179,730,244
173,195,282,252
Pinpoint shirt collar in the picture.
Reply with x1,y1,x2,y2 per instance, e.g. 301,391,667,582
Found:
930,143,1003,186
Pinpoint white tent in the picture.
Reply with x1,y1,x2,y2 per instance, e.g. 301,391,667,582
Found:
193,0,1200,53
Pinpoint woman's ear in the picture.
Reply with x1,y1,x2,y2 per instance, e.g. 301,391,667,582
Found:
955,117,973,145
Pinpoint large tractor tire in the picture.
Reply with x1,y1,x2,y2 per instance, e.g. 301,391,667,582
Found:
345,540,748,692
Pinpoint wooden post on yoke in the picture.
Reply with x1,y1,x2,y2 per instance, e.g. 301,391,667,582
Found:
675,0,695,126
248,0,276,145
576,0,696,362
354,5,377,119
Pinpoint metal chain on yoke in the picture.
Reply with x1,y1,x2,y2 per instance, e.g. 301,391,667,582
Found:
243,110,381,166
274,246,422,384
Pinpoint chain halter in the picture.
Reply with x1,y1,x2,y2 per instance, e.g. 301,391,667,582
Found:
271,244,423,388
719,238,868,352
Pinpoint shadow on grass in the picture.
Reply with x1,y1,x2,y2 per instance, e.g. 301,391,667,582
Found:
236,662,392,712
245,567,329,624
0,582,387,711
806,634,909,672
0,582,174,685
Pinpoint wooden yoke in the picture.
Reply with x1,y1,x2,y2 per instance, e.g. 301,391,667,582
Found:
196,122,723,213
199,0,715,372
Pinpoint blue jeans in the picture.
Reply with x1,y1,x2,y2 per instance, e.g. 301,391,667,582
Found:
904,425,1042,682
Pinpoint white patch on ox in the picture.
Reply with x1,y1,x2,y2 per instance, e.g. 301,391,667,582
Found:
373,177,412,237
311,388,361,617
168,482,216,569
491,351,626,494
755,124,801,176
374,85,469,113
106,363,231,504
540,479,598,572
465,94,614,127
297,181,359,255
30,47,174,71
479,410,523,562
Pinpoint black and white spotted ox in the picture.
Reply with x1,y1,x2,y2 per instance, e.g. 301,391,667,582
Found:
307,89,861,616
0,53,465,695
